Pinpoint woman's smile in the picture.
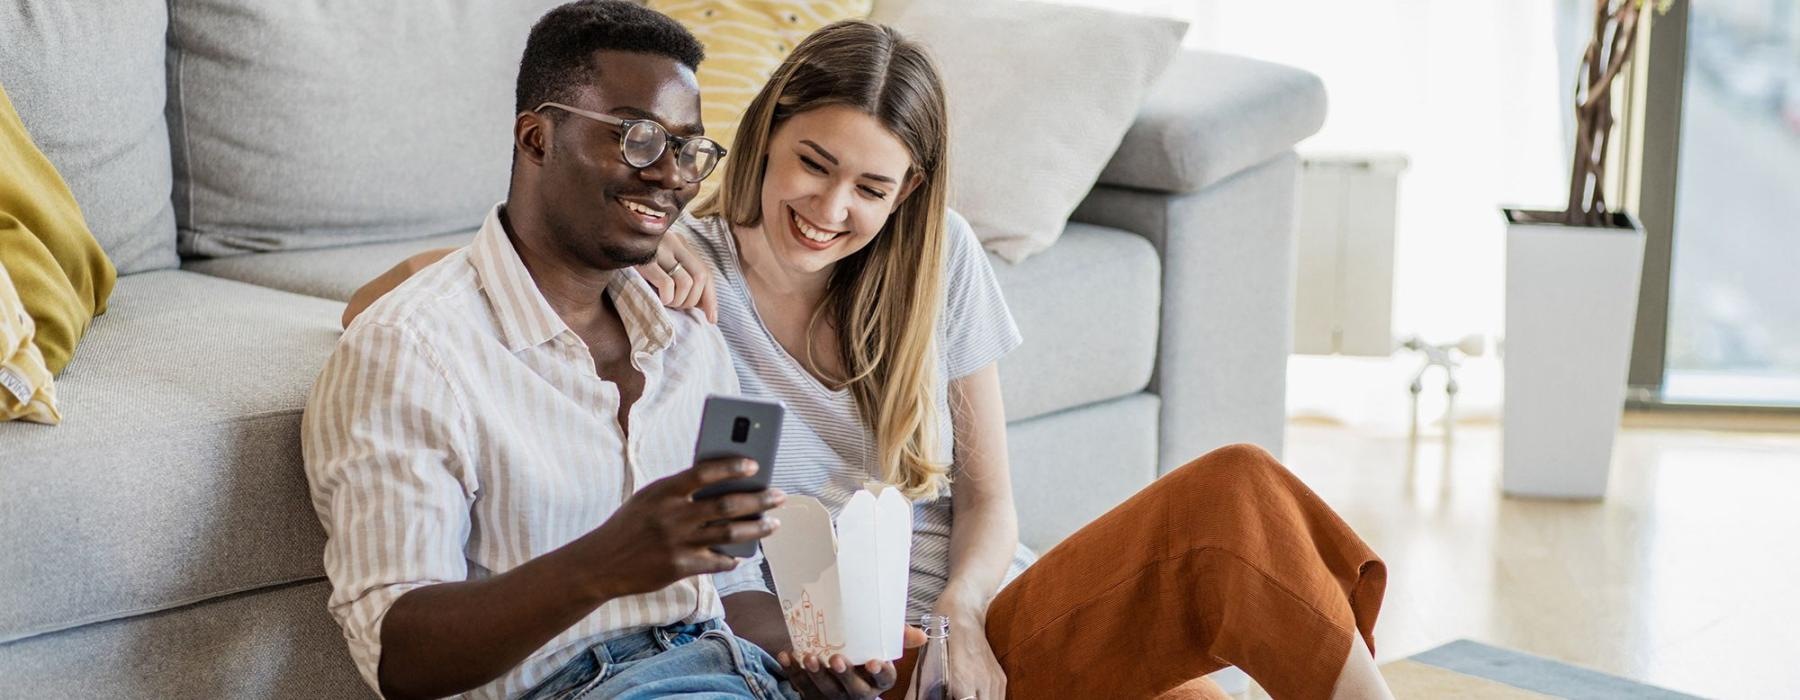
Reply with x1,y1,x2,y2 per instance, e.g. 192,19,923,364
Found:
786,205,849,251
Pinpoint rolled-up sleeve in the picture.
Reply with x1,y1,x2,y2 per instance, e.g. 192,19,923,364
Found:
300,320,475,695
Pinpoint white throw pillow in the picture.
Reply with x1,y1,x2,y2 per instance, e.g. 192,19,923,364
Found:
875,0,1186,262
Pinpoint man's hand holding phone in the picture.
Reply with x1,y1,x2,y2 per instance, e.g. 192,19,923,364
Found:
574,457,784,601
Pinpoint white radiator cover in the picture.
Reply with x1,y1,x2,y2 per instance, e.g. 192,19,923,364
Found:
1292,153,1407,357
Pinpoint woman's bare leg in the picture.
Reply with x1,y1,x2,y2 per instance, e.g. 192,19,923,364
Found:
1330,629,1393,700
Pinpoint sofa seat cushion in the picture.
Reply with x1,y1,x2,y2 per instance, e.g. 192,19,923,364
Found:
993,223,1159,422
1097,50,1327,194
0,271,342,644
183,230,476,303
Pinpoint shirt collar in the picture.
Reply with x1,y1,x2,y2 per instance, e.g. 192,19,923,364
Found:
470,203,676,356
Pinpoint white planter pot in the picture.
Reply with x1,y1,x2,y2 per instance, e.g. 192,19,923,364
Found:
1501,209,1644,499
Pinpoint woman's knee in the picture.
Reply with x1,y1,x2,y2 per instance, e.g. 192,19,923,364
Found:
1166,442,1291,493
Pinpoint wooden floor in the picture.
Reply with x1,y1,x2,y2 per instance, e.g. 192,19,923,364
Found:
1274,417,1800,699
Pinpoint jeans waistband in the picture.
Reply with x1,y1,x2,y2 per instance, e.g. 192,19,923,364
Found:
599,617,728,662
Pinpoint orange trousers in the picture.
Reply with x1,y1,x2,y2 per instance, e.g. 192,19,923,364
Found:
885,444,1386,700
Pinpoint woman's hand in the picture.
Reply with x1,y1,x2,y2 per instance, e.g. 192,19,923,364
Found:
343,248,456,328
635,230,718,323
939,602,1007,699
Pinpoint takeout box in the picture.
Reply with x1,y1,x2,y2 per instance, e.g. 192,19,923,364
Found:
762,484,913,664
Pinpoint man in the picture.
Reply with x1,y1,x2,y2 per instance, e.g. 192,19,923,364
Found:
302,3,894,698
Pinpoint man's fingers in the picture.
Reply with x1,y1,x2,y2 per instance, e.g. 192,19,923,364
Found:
863,660,898,692
675,457,758,494
824,655,882,696
800,654,853,698
704,488,785,519
780,653,829,699
685,515,780,547
903,625,927,649
680,549,739,576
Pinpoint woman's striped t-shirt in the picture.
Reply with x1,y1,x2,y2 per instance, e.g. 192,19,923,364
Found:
686,210,1037,619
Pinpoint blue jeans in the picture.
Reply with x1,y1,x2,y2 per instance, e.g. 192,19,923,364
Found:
517,619,797,700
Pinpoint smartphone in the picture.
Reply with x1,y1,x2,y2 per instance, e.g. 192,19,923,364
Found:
690,395,785,558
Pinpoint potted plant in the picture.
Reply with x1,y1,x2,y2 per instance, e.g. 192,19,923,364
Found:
1501,0,1667,499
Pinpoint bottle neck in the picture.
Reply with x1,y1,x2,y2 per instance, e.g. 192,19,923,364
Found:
919,613,950,641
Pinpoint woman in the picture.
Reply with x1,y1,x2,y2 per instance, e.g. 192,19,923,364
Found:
348,20,1389,700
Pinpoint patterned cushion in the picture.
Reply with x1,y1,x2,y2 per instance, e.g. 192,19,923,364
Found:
645,0,874,199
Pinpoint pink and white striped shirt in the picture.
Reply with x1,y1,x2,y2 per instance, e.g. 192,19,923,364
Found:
301,204,739,699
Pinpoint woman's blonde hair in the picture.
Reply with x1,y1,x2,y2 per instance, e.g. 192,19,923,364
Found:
695,20,952,501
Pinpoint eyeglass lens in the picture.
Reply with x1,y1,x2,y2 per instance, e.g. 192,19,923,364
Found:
619,121,720,182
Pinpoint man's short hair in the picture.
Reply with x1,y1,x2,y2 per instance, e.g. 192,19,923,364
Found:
515,0,705,115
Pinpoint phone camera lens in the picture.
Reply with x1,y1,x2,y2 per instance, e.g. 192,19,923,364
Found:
731,417,751,443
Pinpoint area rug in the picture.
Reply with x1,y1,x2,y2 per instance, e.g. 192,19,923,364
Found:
1380,640,1703,699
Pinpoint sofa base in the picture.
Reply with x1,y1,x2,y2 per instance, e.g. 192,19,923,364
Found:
1006,393,1161,552
0,579,370,699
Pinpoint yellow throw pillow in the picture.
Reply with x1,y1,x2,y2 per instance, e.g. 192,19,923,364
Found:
647,0,874,197
1,262,61,424
0,81,117,376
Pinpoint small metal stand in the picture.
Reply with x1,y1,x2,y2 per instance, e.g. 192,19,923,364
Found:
1401,334,1485,445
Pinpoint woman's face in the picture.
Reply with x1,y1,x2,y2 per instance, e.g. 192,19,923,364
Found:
755,105,918,275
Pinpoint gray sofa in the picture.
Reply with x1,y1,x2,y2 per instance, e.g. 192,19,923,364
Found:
0,3,1322,697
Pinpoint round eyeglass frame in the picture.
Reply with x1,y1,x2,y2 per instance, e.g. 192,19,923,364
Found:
534,101,726,183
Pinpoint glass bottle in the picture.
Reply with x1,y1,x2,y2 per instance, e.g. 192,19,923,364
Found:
906,614,952,700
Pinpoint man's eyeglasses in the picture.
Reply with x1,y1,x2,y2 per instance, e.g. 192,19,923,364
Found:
534,102,726,184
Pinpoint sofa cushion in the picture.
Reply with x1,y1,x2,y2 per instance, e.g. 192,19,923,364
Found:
1097,50,1328,194
0,0,178,275
0,580,371,699
877,0,1186,263
0,271,342,644
166,0,560,258
993,223,1159,423
184,230,477,302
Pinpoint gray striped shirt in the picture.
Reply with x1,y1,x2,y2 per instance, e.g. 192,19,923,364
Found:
684,210,1036,620
301,205,740,699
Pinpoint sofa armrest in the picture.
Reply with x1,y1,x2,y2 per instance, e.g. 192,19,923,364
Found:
1098,50,1326,194
1073,153,1302,470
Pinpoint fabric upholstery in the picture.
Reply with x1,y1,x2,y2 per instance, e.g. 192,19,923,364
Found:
1005,393,1159,552
0,83,117,376
1073,154,1304,471
1098,51,1329,195
186,218,1157,423
183,229,476,302
993,223,1159,423
165,0,560,257
645,0,873,200
0,271,342,643
0,580,372,699
0,264,58,424
0,0,178,274
877,0,1186,262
